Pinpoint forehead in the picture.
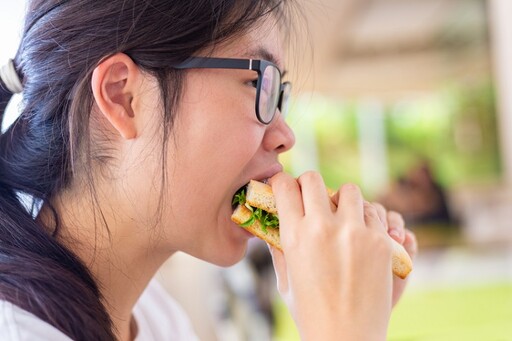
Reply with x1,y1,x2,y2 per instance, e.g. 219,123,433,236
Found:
214,19,285,70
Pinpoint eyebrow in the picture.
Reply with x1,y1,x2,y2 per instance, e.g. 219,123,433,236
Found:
244,47,288,77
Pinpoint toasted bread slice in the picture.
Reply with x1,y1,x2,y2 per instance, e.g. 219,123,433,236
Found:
245,180,278,215
232,180,413,279
391,242,413,279
232,204,281,250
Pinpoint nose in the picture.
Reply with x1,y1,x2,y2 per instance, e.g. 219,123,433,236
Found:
262,111,295,154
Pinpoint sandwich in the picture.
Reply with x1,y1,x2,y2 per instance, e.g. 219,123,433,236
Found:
231,180,413,279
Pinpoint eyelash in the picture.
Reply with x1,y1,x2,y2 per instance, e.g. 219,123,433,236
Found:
249,79,258,88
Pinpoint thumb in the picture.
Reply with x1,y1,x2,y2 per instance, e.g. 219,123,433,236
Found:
403,230,418,260
268,244,289,296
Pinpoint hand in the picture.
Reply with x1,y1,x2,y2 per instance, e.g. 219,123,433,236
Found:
268,172,393,341
372,203,418,307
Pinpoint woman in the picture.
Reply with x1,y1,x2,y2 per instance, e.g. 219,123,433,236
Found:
0,0,417,340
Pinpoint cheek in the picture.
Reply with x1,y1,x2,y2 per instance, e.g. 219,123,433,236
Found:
165,114,263,235
173,126,261,190
167,74,265,222
176,79,263,175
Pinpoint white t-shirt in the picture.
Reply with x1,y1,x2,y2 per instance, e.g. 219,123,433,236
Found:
0,279,199,341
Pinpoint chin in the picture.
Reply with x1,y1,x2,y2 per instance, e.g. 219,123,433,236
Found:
210,256,245,267
194,214,252,267
207,241,249,267
205,231,252,267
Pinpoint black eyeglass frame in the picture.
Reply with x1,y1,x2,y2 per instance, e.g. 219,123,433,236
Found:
173,57,290,125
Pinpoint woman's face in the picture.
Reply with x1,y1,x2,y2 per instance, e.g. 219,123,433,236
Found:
142,20,295,266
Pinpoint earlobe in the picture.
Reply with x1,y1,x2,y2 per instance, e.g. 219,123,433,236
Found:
91,53,140,139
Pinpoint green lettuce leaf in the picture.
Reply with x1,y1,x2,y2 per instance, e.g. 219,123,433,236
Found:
233,188,280,233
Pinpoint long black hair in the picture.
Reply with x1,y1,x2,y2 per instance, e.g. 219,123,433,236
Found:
0,1,294,339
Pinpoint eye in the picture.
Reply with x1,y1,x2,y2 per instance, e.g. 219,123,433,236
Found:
247,79,258,88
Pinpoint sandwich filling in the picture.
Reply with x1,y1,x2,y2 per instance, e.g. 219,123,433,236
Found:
232,189,279,234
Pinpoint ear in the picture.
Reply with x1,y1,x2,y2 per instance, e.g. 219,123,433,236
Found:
91,53,141,139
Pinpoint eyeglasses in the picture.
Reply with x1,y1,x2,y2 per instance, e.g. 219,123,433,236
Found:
173,57,291,125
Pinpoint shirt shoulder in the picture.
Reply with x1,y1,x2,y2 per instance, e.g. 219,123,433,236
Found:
133,279,199,341
0,300,72,341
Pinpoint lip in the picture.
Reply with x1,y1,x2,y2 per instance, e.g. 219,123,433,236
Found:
250,163,284,183
231,163,283,208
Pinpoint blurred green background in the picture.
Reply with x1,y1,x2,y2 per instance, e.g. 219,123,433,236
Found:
269,0,512,338
274,79,511,340
282,81,501,197
274,283,512,341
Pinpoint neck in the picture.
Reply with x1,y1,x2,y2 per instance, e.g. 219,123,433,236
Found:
38,185,174,341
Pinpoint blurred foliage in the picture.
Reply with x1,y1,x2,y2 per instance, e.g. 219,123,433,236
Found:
388,283,512,340
282,80,501,196
273,283,512,341
310,101,361,189
387,81,501,187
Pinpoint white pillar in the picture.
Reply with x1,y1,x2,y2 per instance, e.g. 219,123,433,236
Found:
489,0,512,185
288,95,320,176
356,99,389,197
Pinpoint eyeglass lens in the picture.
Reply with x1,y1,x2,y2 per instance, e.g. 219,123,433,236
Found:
280,83,291,117
259,65,282,124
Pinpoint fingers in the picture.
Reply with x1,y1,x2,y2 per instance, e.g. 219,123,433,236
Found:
363,201,387,233
387,211,405,244
296,172,331,215
403,230,418,260
372,202,389,231
269,172,304,222
391,229,417,307
336,184,365,225
372,201,406,244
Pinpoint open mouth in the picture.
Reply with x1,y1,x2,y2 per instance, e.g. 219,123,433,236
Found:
231,179,280,235
231,178,269,211
232,185,247,210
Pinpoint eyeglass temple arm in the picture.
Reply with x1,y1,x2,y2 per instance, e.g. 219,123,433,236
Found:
174,57,255,71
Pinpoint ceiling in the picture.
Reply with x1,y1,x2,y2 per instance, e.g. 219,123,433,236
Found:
291,0,491,101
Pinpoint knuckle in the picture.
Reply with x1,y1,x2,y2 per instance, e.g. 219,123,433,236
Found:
340,183,360,193
281,229,301,250
274,175,297,193
364,202,379,217
310,222,333,242
300,216,339,244
372,202,386,213
305,217,329,236
269,172,284,186
366,231,393,255
343,225,364,240
280,179,296,192
299,171,322,184
388,210,405,226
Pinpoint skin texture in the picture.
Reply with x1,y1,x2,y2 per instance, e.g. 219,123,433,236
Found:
269,173,396,341
40,17,418,341
44,19,295,341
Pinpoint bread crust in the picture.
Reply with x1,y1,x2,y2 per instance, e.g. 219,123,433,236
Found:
231,181,413,279
245,180,278,215
232,205,282,251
